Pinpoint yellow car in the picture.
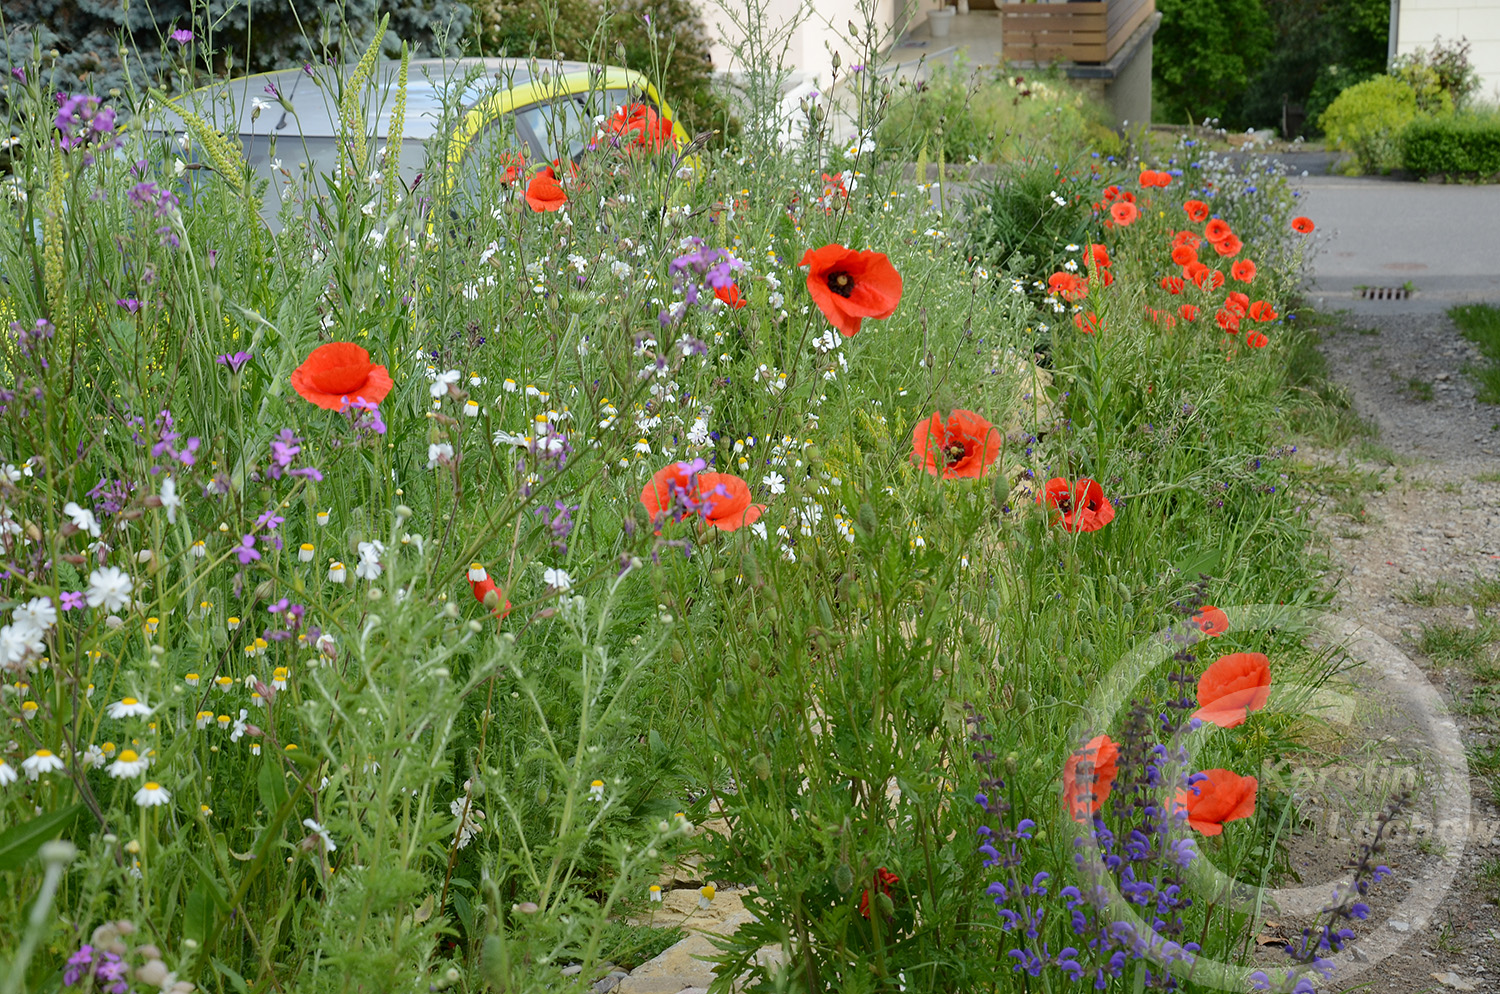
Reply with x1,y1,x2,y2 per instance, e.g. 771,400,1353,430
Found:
155,57,689,216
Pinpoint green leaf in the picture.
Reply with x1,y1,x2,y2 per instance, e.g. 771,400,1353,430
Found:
257,758,288,814
212,957,251,994
0,803,84,872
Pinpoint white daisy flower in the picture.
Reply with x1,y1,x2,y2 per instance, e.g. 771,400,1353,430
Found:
106,697,152,719
543,568,574,591
21,748,64,779
107,748,150,778
327,561,347,584
134,782,171,807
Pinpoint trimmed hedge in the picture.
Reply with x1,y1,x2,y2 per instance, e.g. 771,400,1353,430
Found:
1403,113,1500,179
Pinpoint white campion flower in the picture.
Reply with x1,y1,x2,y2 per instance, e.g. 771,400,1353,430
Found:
64,501,101,537
427,443,455,469
302,818,337,853
12,596,56,639
159,476,183,525
355,541,384,581
429,369,462,399
85,567,133,612
543,567,573,591
762,472,786,495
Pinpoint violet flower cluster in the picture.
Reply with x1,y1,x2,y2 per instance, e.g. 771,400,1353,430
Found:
660,237,741,325
974,697,1204,991
54,94,117,161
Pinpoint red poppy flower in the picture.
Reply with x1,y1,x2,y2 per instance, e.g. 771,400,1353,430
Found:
1102,184,1121,202
1153,170,1173,188
1039,477,1115,532
800,244,903,337
1175,769,1258,835
1203,218,1233,244
1048,271,1089,301
1291,216,1315,234
1183,200,1210,222
1178,303,1200,322
1087,243,1111,270
1160,275,1185,295
1230,259,1257,282
1248,300,1277,322
1172,231,1202,251
1169,245,1196,268
1189,265,1224,291
1246,330,1269,349
1109,201,1139,227
1074,311,1103,334
525,167,567,212
604,102,675,152
641,463,765,531
1225,292,1250,317
1120,191,1137,204
1096,268,1115,288
1212,233,1243,258
911,409,1002,479
1191,605,1228,636
716,283,748,309
1216,309,1241,333
1193,652,1271,727
290,342,394,411
467,564,513,623
497,152,525,184
1144,307,1177,330
1063,735,1119,821
859,867,900,918
1138,169,1160,187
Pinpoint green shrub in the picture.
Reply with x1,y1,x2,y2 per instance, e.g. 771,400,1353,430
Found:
1403,111,1500,178
1319,74,1420,173
1393,36,1482,111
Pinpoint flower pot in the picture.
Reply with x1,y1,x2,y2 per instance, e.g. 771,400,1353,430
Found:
929,7,955,36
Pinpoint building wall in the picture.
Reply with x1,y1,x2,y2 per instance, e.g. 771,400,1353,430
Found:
706,0,911,91
1397,0,1500,102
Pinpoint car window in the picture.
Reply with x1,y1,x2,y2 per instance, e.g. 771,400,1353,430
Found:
512,88,637,165
455,118,526,207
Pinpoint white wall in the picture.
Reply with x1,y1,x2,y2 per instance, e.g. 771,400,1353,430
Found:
1397,0,1500,103
704,0,909,93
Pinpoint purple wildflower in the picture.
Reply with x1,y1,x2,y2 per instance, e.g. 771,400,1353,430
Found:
232,534,260,564
63,945,94,985
60,591,85,610
171,28,194,44
216,351,252,373
116,298,142,313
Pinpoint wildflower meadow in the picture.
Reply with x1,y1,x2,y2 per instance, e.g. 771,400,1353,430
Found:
0,9,1393,994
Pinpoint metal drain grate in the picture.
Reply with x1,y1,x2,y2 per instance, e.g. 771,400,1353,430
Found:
1359,285,1412,300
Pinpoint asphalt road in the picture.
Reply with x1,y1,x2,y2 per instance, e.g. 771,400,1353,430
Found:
1296,175,1500,315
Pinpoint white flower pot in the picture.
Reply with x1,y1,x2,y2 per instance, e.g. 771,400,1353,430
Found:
929,7,955,36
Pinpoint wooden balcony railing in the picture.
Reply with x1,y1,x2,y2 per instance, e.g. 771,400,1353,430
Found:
996,0,1156,64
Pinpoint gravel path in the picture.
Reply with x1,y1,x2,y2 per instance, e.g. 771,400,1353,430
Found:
1311,310,1500,993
